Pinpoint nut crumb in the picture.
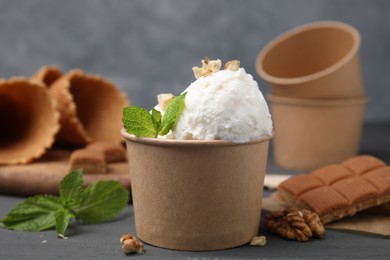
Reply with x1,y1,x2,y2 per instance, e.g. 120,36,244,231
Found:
157,93,175,112
224,60,240,71
192,57,222,79
250,236,267,246
120,233,144,254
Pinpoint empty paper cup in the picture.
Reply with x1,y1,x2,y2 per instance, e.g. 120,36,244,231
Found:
269,95,367,170
122,129,270,251
0,78,59,165
50,69,129,147
256,21,364,98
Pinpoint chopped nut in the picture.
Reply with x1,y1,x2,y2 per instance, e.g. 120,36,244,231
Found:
207,59,222,72
157,93,175,112
249,236,267,246
264,209,325,242
120,233,144,254
119,233,134,244
192,57,222,79
192,66,207,79
224,60,240,71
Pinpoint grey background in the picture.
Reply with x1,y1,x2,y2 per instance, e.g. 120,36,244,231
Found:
0,0,389,122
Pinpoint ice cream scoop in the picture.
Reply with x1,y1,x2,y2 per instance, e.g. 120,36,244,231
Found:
172,64,273,143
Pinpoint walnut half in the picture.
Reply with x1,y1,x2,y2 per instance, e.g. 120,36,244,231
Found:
264,209,325,242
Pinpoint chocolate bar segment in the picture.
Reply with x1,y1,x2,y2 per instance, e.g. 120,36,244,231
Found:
362,167,390,194
86,141,127,163
299,186,350,216
331,176,380,204
311,164,355,184
278,174,324,198
341,155,386,175
69,149,107,174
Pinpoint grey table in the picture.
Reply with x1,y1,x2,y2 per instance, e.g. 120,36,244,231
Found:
1,123,389,259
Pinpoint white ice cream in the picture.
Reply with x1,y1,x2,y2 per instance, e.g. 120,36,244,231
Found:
172,68,273,143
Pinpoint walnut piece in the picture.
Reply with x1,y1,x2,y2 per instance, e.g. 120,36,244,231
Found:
224,60,240,71
192,57,222,79
249,235,267,246
264,209,325,242
157,93,175,112
120,233,144,254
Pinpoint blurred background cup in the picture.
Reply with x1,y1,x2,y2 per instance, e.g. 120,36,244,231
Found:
121,130,270,251
256,20,368,170
256,21,364,98
268,95,367,170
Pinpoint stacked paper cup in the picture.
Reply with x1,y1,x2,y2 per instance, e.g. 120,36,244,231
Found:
256,21,368,170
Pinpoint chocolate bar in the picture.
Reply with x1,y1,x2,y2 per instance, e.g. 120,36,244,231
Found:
277,155,390,224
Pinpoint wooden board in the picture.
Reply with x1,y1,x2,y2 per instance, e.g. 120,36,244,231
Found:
0,149,131,196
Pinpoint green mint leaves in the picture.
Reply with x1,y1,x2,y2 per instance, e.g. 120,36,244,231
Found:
0,195,62,232
72,180,129,224
122,106,159,138
122,92,187,137
0,169,129,238
159,92,187,136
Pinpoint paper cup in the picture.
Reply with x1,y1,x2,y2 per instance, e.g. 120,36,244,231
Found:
121,129,270,251
49,69,129,147
269,95,367,170
0,78,59,165
256,21,364,98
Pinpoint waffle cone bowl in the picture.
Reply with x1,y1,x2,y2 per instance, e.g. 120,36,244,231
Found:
49,69,129,147
0,78,60,165
31,66,63,88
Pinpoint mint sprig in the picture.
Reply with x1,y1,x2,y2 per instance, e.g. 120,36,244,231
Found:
0,169,129,237
122,92,187,137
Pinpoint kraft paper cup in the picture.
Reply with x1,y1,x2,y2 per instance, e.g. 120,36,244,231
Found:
121,129,271,251
0,78,59,165
269,95,368,170
49,69,129,147
256,21,364,98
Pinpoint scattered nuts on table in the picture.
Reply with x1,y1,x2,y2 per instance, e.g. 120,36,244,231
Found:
120,233,144,254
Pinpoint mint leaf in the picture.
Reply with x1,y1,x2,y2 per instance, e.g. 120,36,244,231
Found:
159,92,187,135
151,107,162,131
59,169,84,209
0,195,63,232
54,209,72,236
0,171,130,237
122,106,157,137
73,180,129,224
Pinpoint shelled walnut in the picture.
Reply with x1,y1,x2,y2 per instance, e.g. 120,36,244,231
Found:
264,209,325,242
120,233,144,254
